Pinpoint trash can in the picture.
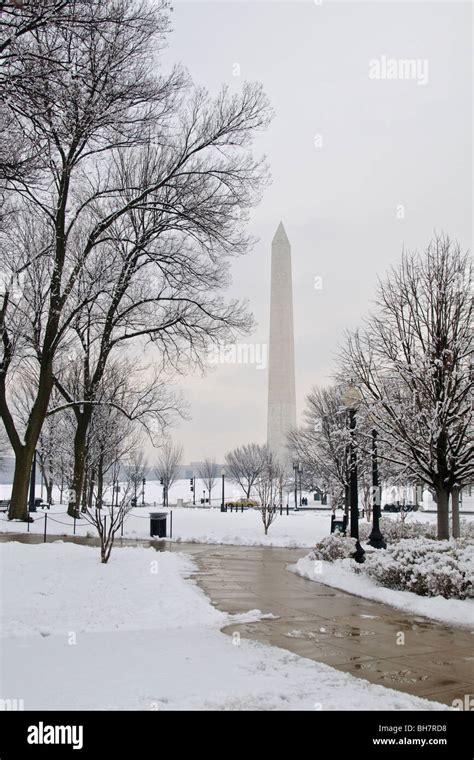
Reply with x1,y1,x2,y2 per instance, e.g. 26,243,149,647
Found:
330,514,348,535
149,512,167,538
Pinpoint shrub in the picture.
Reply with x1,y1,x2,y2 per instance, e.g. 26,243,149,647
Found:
361,539,474,599
311,533,358,562
358,518,437,543
460,520,474,539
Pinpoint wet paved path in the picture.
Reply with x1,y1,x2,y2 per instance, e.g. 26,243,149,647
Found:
2,533,473,705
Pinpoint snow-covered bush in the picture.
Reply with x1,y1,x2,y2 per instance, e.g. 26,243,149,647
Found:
361,539,474,599
359,517,474,544
311,533,358,562
460,520,474,539
358,518,436,543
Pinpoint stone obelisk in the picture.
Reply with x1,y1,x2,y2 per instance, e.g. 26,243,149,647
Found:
267,222,296,467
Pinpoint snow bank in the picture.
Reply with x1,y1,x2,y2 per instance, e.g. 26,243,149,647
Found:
0,541,225,638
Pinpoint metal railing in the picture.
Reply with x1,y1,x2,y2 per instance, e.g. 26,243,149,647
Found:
0,507,173,541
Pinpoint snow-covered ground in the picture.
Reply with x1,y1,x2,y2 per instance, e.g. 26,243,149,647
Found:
0,541,450,710
292,555,474,628
2,484,472,631
2,490,467,550
0,501,329,547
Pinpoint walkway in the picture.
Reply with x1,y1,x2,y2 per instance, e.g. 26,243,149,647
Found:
2,533,473,705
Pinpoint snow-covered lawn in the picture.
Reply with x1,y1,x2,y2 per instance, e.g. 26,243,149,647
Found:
126,506,324,547
293,553,474,628
0,541,449,710
0,503,328,547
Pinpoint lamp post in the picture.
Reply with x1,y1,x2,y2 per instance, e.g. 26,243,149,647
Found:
292,462,298,511
298,463,303,506
342,383,365,564
344,442,350,520
221,469,226,512
368,429,386,549
142,477,146,506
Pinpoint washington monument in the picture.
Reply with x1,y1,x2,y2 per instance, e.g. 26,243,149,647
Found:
267,222,296,466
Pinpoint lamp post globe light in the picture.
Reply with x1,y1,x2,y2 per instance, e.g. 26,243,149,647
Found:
342,382,365,564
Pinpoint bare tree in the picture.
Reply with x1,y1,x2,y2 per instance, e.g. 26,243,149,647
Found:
0,1,70,56
125,448,148,507
82,415,138,562
288,385,349,510
289,382,403,514
83,495,132,563
0,0,271,520
0,0,171,518
0,2,146,184
344,236,473,540
155,440,182,507
52,337,182,516
198,458,219,505
36,394,67,505
55,440,72,505
224,442,267,499
254,450,283,535
84,400,139,512
0,1,68,184
56,354,180,515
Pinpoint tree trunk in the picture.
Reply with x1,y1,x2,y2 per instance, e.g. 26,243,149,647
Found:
87,468,95,511
8,447,34,520
81,473,88,512
435,487,450,540
4,343,55,520
45,478,53,505
68,412,91,517
96,454,104,509
451,487,461,539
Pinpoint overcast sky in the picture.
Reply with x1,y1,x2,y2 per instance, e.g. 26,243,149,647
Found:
156,0,472,463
